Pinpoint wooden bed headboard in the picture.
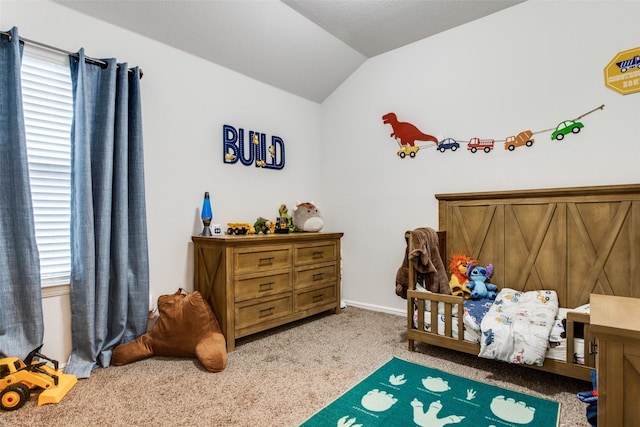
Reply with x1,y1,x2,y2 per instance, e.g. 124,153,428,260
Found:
436,184,640,308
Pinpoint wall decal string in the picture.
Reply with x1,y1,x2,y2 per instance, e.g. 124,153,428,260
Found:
382,104,605,158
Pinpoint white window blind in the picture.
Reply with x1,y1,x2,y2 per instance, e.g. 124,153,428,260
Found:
21,46,72,287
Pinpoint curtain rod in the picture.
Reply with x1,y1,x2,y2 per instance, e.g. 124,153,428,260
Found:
0,30,143,78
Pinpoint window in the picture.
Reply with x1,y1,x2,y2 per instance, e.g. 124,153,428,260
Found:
21,45,72,287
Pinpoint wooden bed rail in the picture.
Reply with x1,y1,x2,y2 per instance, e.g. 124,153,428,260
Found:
566,311,595,368
407,289,467,351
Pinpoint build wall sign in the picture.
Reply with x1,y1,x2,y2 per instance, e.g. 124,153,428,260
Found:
604,46,640,95
223,124,285,170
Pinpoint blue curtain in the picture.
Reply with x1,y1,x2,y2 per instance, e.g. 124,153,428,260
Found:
0,27,44,359
65,49,149,378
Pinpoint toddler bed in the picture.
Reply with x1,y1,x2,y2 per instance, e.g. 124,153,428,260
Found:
406,184,640,381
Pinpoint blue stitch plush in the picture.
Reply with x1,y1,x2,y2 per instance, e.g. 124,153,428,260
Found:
465,262,498,300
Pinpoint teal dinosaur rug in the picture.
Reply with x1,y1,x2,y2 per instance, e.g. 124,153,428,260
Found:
301,357,560,427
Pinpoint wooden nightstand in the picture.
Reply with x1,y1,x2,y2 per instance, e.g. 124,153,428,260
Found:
192,232,343,351
590,293,640,426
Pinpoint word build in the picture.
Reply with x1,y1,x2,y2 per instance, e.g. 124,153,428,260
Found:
223,124,285,170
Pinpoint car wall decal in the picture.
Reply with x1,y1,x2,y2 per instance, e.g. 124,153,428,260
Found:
381,105,605,159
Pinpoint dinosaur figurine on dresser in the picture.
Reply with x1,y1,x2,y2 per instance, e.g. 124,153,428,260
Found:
382,112,439,147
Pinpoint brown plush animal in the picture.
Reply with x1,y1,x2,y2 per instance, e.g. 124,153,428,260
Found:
395,227,450,299
112,289,227,372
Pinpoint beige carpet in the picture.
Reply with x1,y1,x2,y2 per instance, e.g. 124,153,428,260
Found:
3,307,590,426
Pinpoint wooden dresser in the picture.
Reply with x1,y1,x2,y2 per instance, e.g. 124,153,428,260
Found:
591,294,640,426
192,232,343,351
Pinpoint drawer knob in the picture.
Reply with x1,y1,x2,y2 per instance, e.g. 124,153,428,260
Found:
259,306,275,317
312,251,324,259
259,282,275,291
312,293,324,301
259,257,274,266
312,272,324,281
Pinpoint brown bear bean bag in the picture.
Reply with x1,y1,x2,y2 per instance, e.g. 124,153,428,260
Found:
112,289,227,372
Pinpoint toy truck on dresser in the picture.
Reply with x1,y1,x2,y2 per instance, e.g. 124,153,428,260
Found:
467,137,495,153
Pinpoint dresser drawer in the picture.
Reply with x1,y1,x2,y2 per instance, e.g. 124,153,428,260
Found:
294,242,337,266
235,295,292,330
234,246,292,275
295,284,336,312
295,262,337,289
234,271,292,302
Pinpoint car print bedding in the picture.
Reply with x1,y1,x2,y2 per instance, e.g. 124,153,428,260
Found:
478,289,559,366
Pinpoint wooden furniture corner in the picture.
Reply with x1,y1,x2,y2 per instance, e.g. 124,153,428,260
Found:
591,293,640,427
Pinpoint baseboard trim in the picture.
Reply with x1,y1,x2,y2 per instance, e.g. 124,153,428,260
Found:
342,299,405,317
42,284,70,298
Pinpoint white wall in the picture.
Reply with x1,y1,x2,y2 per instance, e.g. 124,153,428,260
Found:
2,0,639,364
321,0,640,314
1,0,323,363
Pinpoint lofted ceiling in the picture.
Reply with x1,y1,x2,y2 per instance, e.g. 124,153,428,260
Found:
53,0,524,103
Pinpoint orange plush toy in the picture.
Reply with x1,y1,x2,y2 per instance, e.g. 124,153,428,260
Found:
448,254,475,299
112,289,227,372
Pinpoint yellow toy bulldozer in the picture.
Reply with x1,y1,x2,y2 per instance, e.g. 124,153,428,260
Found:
0,345,77,411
